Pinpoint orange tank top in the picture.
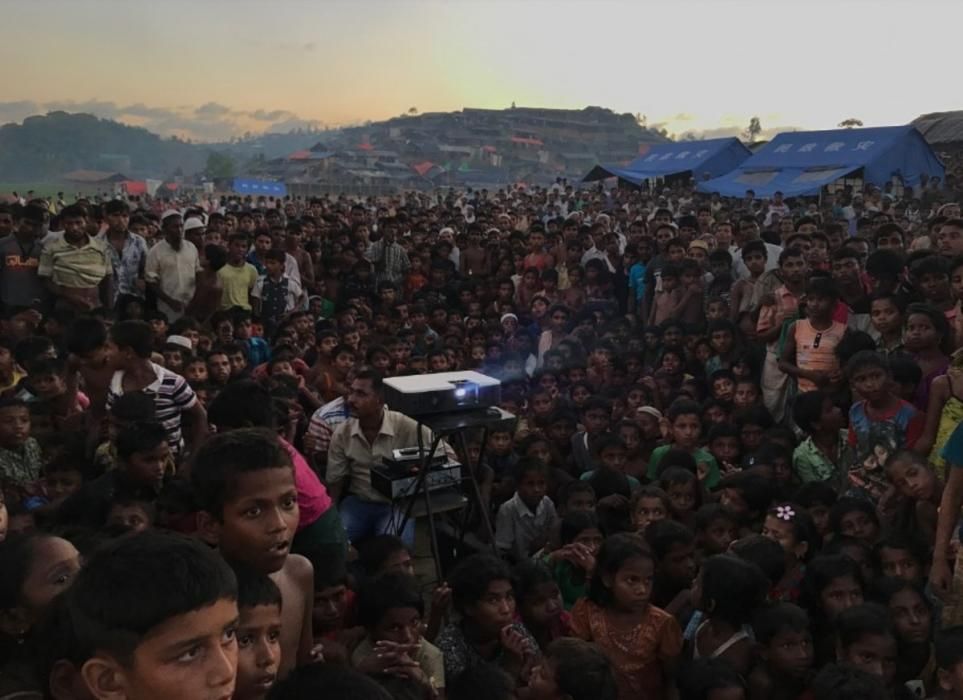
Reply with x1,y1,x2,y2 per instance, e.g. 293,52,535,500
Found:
796,319,847,392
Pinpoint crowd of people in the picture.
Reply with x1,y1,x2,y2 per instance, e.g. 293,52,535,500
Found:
1,177,963,700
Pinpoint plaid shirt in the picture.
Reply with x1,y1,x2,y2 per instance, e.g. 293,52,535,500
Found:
366,239,410,284
99,232,148,302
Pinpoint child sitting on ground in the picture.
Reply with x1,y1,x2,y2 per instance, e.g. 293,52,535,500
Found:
495,458,557,562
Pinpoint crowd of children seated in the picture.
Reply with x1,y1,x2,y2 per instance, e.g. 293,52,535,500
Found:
2,184,963,700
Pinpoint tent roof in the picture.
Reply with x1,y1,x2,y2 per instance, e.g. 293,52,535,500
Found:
698,125,944,197
583,137,750,184
913,111,963,145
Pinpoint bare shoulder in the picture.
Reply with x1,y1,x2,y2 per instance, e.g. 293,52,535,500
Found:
284,553,314,586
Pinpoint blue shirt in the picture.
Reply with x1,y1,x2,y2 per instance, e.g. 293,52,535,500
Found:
629,262,647,301
245,337,271,367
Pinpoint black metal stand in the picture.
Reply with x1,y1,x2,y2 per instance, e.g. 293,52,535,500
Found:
389,406,517,581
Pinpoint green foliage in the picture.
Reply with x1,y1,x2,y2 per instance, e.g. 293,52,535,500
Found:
204,151,236,179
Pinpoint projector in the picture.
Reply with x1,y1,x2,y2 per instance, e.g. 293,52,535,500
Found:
383,371,501,416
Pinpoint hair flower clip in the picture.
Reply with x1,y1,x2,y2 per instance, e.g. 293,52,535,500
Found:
775,505,795,521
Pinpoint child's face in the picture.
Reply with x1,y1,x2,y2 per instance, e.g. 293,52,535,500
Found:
313,583,348,633
807,503,831,537
521,581,563,628
821,574,863,620
706,301,727,322
517,471,548,510
710,437,740,464
904,313,940,353
582,407,609,435
838,508,879,544
564,491,596,514
186,361,208,384
229,352,248,377
372,605,423,648
712,377,735,402
235,319,253,340
16,535,80,617
661,541,697,586
744,251,766,275
527,440,552,466
666,481,696,515
888,588,931,645
762,515,806,561
700,517,737,555
805,292,834,320
870,298,902,335
607,555,654,613
765,628,814,678
379,548,415,578
740,423,764,452
213,467,299,574
527,657,565,700
886,456,936,503
488,431,512,456
839,632,897,687
720,488,748,518
31,372,67,399
126,441,171,489
163,351,184,373
0,405,30,447
467,579,515,635
632,497,667,532
670,413,701,449
599,445,627,473
732,382,759,408
235,603,282,700
107,597,239,700
879,546,923,582
660,352,681,374
45,468,83,503
271,361,295,378
918,271,951,303
107,502,152,533
661,274,679,291
710,330,733,355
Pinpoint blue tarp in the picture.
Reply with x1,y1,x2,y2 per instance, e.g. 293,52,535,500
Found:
697,125,944,198
583,137,751,184
232,178,287,197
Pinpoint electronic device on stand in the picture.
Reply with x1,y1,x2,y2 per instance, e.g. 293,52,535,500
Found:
382,372,514,580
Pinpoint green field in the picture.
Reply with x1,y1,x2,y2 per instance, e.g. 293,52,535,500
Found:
0,182,85,199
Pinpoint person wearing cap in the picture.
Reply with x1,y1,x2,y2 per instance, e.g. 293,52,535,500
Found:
144,211,200,322
182,216,206,250
99,199,148,307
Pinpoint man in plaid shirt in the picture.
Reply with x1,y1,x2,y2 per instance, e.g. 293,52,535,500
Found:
365,218,410,285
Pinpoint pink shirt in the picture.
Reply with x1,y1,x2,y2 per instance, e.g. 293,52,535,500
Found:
279,437,331,530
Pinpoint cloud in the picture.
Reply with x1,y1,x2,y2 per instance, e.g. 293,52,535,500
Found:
195,102,232,117
0,99,322,141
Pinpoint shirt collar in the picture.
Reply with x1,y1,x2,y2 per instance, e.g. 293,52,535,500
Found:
510,492,540,518
350,408,395,439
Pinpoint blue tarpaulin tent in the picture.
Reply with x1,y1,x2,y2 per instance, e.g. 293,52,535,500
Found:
583,137,751,185
697,126,944,198
232,178,287,197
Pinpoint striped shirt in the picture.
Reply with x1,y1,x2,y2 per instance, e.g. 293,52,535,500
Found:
106,363,197,452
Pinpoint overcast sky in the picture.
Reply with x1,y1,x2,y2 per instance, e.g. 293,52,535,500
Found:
0,0,958,141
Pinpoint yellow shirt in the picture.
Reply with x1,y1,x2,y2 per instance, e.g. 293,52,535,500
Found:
217,262,258,310
38,235,111,289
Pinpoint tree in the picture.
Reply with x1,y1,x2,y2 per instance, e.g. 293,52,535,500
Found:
407,107,418,116
204,151,236,179
838,118,864,129
743,116,762,143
